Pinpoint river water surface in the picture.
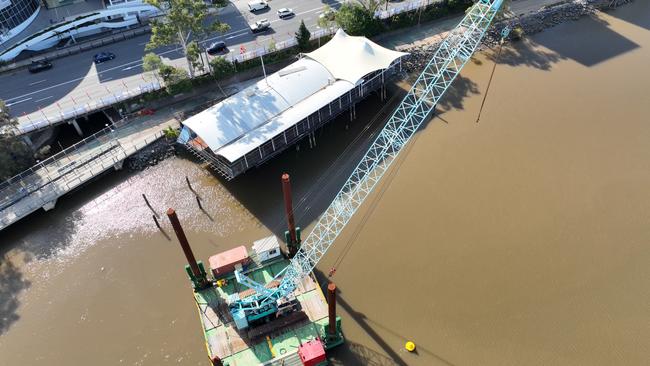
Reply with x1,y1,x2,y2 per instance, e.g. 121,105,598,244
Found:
1,3,649,365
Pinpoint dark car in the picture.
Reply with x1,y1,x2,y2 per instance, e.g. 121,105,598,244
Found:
94,51,116,64
206,41,227,55
250,19,271,33
28,60,53,73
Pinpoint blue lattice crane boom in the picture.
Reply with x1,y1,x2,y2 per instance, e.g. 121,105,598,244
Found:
230,0,506,330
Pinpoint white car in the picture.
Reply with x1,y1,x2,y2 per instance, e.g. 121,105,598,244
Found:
277,8,294,19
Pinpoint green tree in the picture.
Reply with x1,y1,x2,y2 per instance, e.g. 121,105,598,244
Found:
317,5,336,29
295,20,312,52
145,0,229,78
0,100,34,180
186,41,204,73
158,64,192,94
335,1,384,36
209,57,235,79
142,52,164,82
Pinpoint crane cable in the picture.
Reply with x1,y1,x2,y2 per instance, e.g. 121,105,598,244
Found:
329,118,422,278
476,26,511,124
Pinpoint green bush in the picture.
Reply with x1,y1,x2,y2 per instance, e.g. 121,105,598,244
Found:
209,57,236,80
163,126,180,139
159,65,193,95
510,26,525,41
336,2,384,37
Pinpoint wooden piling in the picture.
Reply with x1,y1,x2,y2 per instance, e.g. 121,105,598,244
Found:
143,193,158,218
153,214,161,229
185,176,194,192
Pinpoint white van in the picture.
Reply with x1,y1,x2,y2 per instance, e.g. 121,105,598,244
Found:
248,0,269,12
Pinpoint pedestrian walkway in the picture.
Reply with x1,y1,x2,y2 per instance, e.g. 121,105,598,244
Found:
0,113,176,230
0,79,251,231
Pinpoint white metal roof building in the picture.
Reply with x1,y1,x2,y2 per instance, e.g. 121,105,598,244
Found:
178,29,407,179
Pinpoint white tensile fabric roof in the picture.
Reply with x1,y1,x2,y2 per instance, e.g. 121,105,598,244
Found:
304,29,408,84
182,29,407,163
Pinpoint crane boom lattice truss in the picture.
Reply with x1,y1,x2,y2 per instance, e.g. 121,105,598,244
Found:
232,0,505,319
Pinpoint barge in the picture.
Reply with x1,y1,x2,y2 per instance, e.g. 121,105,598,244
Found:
165,174,343,366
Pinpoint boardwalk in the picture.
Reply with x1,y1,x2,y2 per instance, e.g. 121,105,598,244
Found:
0,114,178,231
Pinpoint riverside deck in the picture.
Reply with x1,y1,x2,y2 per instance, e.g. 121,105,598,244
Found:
194,258,331,365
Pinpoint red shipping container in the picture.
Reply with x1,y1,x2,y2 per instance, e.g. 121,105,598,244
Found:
298,339,326,366
209,246,250,278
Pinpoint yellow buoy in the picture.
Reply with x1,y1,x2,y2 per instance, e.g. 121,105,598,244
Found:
405,341,416,352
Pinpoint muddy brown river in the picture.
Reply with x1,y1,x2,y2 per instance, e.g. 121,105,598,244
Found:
1,3,649,365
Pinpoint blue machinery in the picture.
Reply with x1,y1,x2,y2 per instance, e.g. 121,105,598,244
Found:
230,0,506,331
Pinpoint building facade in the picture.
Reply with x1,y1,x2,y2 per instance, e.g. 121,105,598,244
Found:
0,0,40,38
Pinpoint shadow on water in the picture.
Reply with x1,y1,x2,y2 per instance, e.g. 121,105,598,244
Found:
216,70,480,238
484,38,566,71
436,74,480,112
494,8,644,69
0,259,31,335
604,0,650,31
330,290,458,366
533,14,639,67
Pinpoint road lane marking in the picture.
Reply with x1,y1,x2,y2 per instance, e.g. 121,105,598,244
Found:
102,77,113,81
6,98,32,107
269,7,322,25
3,9,324,104
29,80,47,86
122,63,143,71
226,33,247,40
34,96,53,103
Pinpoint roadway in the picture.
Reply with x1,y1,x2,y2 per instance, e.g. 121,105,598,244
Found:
0,0,556,133
0,0,348,131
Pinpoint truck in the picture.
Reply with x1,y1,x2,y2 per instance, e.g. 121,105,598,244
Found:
250,19,271,33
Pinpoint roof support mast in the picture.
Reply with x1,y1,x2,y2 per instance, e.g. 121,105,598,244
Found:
230,0,506,329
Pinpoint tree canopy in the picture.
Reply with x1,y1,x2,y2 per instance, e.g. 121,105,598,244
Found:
335,1,384,37
0,100,34,181
145,0,229,77
295,20,312,52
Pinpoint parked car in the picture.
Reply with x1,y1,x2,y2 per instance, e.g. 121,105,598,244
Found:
277,8,294,19
248,0,269,12
250,19,271,33
206,41,227,55
28,60,53,73
93,51,116,64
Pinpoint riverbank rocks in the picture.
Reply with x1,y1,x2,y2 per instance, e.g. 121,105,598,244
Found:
125,137,177,171
401,0,622,72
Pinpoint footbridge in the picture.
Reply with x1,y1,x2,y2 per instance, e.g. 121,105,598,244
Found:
0,116,177,231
